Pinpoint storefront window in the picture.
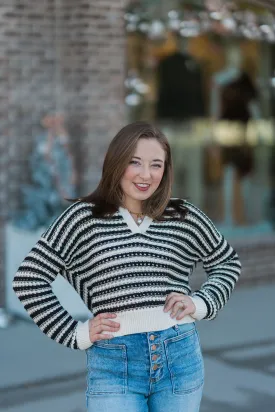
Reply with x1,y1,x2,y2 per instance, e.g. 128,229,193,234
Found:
125,0,275,238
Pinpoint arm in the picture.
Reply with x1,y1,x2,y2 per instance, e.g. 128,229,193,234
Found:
12,202,93,350
188,203,242,320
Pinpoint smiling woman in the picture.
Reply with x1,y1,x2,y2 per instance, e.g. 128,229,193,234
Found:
12,121,241,412
80,121,175,220
120,138,166,222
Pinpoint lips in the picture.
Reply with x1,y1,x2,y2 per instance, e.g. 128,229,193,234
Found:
134,183,150,192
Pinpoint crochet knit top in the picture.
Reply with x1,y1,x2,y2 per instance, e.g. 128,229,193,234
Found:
12,200,241,350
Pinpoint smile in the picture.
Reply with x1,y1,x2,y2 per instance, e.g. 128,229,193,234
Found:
134,183,150,191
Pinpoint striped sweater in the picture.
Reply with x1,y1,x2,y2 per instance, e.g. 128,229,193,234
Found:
13,200,241,350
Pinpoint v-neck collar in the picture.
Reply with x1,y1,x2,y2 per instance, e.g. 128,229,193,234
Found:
119,207,153,234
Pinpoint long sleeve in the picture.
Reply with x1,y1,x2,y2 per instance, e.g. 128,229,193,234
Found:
12,202,93,350
186,203,241,320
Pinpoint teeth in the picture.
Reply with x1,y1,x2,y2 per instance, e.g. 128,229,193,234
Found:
136,184,149,187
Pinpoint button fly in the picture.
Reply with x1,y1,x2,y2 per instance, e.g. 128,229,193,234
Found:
148,331,163,383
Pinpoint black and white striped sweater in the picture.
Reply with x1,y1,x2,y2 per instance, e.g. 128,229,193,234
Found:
13,200,241,350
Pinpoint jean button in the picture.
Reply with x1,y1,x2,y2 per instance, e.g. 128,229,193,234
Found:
151,344,157,351
149,334,156,341
152,354,158,361
152,364,159,371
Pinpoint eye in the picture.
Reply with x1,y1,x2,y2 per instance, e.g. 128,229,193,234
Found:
129,160,140,166
152,164,162,168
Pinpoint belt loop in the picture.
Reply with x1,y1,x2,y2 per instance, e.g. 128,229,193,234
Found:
173,324,179,332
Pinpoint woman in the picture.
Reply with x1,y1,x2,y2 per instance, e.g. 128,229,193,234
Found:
13,121,241,412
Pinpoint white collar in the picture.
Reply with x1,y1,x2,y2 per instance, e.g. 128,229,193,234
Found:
118,207,153,234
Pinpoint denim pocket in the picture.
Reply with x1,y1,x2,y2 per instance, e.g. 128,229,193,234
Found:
164,327,204,394
86,341,127,395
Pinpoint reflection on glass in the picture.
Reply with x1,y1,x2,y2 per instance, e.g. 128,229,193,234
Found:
126,19,275,237
13,113,77,230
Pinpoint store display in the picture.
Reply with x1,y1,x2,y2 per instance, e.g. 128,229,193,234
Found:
209,42,261,225
156,51,205,120
125,2,275,43
125,1,275,236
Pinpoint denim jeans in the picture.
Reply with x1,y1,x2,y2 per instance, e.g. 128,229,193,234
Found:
86,322,204,412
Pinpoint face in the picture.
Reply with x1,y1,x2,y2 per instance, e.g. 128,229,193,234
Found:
120,138,166,211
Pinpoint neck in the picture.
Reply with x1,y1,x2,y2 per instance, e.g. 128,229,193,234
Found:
123,199,143,214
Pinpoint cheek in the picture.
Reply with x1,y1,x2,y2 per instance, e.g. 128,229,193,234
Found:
125,169,134,180
152,169,164,184
121,167,136,184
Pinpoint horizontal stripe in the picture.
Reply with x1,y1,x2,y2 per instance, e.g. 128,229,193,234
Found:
12,200,241,349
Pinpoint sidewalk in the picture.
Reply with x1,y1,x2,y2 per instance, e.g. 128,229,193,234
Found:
1,283,275,412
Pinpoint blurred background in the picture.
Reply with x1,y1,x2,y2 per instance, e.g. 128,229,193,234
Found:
0,0,275,411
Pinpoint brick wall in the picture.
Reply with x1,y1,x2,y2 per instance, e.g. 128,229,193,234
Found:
0,4,14,307
0,0,127,307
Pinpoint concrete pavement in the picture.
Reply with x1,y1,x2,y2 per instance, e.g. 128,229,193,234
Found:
0,283,275,411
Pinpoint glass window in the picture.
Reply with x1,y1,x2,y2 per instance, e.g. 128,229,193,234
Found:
125,0,275,238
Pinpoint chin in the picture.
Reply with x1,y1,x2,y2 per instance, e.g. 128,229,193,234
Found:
136,191,155,200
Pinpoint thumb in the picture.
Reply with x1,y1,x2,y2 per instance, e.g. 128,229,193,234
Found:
177,308,191,320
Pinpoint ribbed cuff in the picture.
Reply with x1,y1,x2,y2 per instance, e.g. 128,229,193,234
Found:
76,320,93,350
190,296,208,320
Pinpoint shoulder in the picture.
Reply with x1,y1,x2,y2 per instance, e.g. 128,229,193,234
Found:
172,199,219,232
168,198,202,218
164,198,188,220
42,201,94,241
54,201,93,224
181,200,205,218
182,199,213,222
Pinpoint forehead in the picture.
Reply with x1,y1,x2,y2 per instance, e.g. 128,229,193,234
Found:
133,138,165,159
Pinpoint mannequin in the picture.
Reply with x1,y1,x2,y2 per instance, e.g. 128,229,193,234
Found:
210,42,259,227
155,34,205,207
211,43,242,119
156,35,205,121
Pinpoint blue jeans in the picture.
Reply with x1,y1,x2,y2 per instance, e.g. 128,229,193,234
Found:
86,322,204,412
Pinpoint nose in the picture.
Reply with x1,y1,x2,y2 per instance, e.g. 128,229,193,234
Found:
139,165,151,180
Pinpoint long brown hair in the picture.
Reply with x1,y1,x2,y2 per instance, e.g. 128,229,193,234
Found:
79,121,187,220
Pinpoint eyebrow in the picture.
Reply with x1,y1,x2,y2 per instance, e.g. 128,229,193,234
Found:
132,156,164,163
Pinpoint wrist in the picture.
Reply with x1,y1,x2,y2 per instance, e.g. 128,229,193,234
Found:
76,319,93,350
189,296,208,320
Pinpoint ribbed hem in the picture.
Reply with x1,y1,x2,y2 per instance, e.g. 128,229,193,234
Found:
190,296,208,320
76,320,93,350
101,307,196,338
76,304,206,348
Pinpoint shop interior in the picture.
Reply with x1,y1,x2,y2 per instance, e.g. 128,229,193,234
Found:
125,0,275,238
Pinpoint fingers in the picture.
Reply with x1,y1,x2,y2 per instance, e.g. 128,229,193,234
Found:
175,308,190,321
92,318,120,329
171,304,194,320
164,293,195,320
90,324,119,342
164,292,183,313
89,313,120,343
91,333,115,342
91,313,120,328
92,323,120,334
170,301,186,318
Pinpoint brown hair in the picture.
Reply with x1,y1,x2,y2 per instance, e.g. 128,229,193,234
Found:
79,121,187,220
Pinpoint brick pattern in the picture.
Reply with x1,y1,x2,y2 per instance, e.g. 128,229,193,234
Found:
59,0,127,191
0,4,14,306
0,0,127,307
